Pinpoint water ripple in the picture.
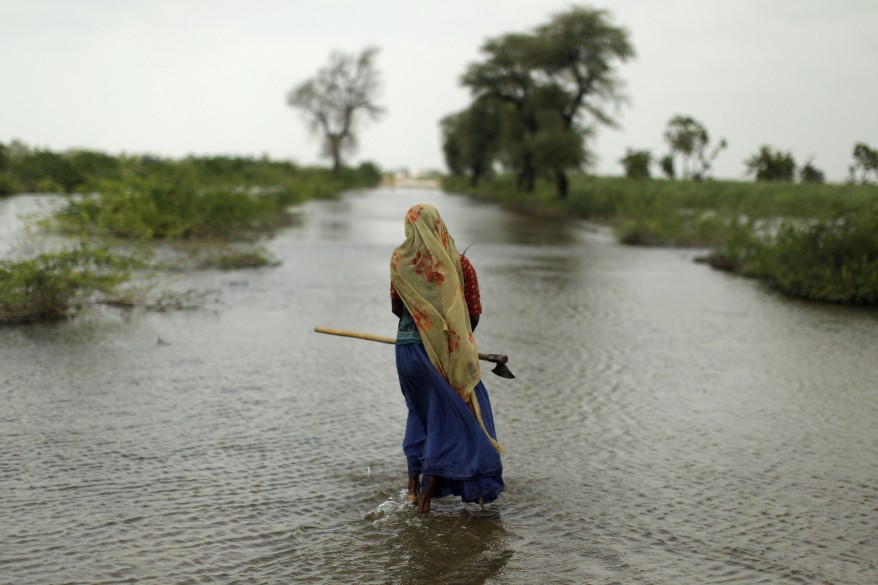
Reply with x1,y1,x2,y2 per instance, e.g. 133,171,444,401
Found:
2,190,877,583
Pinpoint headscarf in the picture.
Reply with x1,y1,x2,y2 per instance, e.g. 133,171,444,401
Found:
390,204,501,452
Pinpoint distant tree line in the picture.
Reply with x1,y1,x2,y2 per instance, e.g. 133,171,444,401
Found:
0,139,381,198
0,139,121,195
619,117,875,185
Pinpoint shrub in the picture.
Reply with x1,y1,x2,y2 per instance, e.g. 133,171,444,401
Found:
754,215,878,303
443,173,878,304
0,246,141,323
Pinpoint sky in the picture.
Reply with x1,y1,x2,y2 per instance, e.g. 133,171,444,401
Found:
1,0,877,182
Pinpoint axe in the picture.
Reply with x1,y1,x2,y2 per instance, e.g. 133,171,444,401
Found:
313,326,515,379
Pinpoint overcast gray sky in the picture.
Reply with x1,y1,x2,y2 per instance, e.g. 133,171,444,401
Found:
2,0,876,182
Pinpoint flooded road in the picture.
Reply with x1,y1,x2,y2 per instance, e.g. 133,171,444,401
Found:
2,188,877,584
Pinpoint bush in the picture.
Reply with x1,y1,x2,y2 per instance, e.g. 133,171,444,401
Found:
14,150,85,193
443,173,878,304
54,168,289,241
752,215,878,303
0,246,141,323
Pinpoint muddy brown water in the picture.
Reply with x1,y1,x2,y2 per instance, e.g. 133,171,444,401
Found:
2,188,877,584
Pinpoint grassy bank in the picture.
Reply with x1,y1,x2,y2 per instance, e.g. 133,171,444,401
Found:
49,158,380,241
443,174,878,304
1,148,381,323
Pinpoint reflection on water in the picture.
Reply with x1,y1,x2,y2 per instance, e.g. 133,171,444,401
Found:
2,188,877,584
361,496,512,584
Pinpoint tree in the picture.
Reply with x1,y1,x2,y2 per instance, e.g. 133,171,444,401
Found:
440,114,465,178
745,145,796,182
287,47,384,173
69,150,122,184
14,150,84,193
849,142,878,184
620,149,651,179
799,157,825,184
531,7,634,197
441,96,504,186
663,115,727,180
659,153,675,179
460,6,634,198
462,33,542,192
0,142,9,174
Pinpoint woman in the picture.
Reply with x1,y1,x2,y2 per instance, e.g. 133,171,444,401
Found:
389,203,504,513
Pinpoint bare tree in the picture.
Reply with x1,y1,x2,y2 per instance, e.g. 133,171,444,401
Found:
287,47,384,173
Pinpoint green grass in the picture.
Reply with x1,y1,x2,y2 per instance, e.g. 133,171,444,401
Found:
443,174,878,304
49,163,379,242
3,153,382,322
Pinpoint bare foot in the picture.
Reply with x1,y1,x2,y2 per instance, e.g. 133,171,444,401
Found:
407,475,420,504
417,476,437,514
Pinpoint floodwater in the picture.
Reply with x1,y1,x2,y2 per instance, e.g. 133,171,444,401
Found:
2,188,877,584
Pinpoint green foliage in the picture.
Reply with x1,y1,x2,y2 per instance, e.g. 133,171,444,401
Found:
850,142,878,184
0,174,18,196
659,153,675,179
355,161,382,185
441,96,504,186
663,115,727,180
619,149,652,179
456,6,634,198
799,159,825,184
0,245,140,323
56,169,248,240
0,142,9,173
443,173,878,304
14,149,85,193
754,215,878,303
51,160,379,242
211,247,278,270
69,150,123,186
2,143,382,324
745,145,796,182
0,140,381,201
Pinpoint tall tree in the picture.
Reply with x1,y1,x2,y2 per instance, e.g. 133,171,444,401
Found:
745,145,796,182
440,114,465,178
663,115,727,180
0,142,9,174
532,6,634,196
287,47,384,173
441,96,504,187
462,33,542,191
849,142,878,184
460,6,634,198
659,153,675,179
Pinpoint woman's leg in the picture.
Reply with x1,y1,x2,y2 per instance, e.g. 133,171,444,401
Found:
402,408,426,503
407,474,421,503
417,475,438,514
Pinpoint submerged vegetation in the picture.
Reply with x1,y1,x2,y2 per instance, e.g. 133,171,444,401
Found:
444,174,878,304
0,245,141,323
0,141,382,323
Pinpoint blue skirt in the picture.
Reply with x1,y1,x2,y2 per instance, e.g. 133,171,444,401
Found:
396,343,504,504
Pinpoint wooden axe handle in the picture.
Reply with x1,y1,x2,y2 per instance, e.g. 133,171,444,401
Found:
314,326,508,364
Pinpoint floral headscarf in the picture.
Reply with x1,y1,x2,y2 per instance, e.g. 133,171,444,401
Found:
390,204,501,452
